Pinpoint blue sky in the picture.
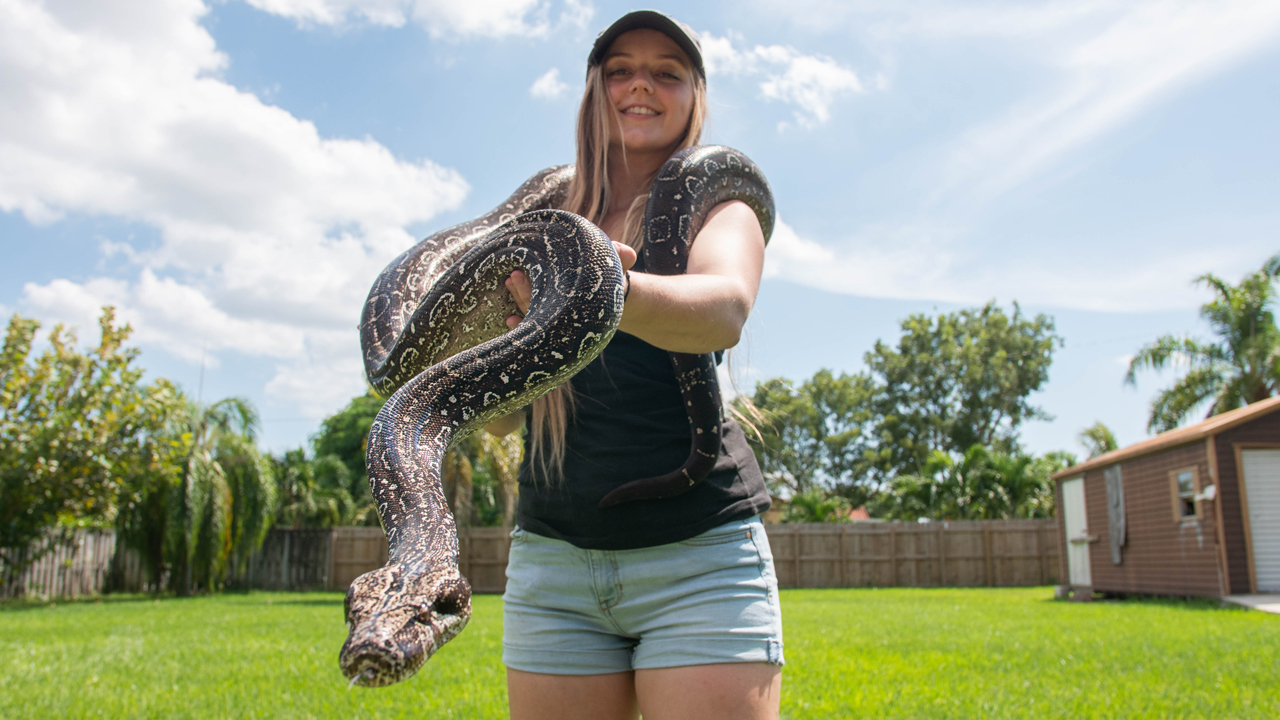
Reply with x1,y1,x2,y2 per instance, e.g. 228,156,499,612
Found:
2,0,1278,459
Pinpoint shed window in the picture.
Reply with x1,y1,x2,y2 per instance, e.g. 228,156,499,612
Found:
1169,467,1200,521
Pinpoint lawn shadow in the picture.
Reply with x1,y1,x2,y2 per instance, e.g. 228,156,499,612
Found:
0,592,173,613
1040,591,1248,612
261,597,345,607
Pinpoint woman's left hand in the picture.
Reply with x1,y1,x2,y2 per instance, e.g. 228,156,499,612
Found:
505,241,637,329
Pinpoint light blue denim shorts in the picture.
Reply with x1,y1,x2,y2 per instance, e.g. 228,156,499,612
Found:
502,515,784,675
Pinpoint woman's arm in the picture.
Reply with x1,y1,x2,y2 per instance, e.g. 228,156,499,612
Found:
502,200,765,354
617,200,765,353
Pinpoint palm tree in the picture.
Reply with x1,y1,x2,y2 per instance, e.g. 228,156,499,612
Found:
1078,422,1118,459
1127,254,1280,432
116,395,275,594
873,444,1058,520
169,397,276,594
783,490,850,523
273,450,357,528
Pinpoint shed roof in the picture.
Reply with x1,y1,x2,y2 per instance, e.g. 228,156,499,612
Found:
1052,395,1280,480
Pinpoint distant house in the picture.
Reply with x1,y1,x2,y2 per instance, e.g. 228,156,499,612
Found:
1052,397,1280,597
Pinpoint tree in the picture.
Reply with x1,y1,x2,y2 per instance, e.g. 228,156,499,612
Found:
469,431,523,528
273,450,362,528
1078,421,1118,459
313,390,385,480
871,445,1068,521
1,309,180,578
783,490,850,523
734,370,872,499
312,390,385,525
858,302,1060,484
1126,254,1280,432
115,396,276,594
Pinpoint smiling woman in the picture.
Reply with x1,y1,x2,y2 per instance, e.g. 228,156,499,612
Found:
484,10,782,720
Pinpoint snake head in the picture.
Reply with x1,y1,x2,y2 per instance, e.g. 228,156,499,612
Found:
339,564,472,687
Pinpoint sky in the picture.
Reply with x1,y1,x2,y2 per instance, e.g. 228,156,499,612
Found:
2,0,1279,459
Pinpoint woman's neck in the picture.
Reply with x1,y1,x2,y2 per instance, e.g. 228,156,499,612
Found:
606,145,673,214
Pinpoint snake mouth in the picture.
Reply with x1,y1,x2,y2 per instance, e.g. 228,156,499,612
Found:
340,608,470,688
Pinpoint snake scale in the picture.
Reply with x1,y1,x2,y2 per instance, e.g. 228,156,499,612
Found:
340,145,774,687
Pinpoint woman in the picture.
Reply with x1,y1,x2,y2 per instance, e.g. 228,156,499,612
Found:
486,11,781,720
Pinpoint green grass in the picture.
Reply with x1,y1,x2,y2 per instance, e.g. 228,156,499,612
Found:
1,588,1276,719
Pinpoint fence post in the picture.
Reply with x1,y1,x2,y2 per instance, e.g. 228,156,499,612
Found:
983,524,994,587
326,529,336,591
889,524,899,586
937,524,946,587
836,525,847,588
282,531,292,592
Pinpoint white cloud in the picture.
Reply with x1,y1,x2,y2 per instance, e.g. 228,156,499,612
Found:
762,220,1248,312
0,0,470,415
937,0,1280,201
739,0,1280,311
701,32,863,129
241,0,593,38
749,0,1280,198
529,67,569,100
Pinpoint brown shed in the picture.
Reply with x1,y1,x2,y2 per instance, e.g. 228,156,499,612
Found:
1052,396,1280,597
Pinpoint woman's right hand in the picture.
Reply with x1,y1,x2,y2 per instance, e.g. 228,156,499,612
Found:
503,242,636,329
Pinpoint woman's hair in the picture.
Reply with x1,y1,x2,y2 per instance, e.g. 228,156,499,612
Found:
526,55,708,484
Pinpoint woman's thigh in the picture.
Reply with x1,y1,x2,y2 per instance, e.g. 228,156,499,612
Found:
635,663,782,720
507,668,638,720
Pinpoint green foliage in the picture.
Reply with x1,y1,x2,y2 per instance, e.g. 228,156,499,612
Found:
1127,253,1280,432
467,431,522,528
734,370,871,498
783,490,851,523
0,309,181,578
871,444,1068,521
1079,421,1118,458
277,392,523,530
740,303,1061,507
115,397,277,594
860,302,1060,484
272,450,364,528
312,390,385,480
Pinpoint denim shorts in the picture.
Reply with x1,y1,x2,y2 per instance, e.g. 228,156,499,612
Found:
502,515,784,675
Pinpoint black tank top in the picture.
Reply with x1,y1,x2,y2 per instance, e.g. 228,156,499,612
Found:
515,327,772,550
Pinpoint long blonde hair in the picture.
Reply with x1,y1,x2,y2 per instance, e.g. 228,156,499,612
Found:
526,61,708,483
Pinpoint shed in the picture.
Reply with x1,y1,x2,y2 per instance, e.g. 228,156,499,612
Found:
1052,396,1280,597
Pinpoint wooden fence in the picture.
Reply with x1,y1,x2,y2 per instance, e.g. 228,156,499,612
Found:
765,519,1060,589
2,520,1059,599
1,530,121,600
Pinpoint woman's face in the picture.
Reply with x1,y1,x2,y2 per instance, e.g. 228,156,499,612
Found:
602,29,696,156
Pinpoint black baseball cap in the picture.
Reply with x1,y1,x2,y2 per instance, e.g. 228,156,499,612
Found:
588,10,705,79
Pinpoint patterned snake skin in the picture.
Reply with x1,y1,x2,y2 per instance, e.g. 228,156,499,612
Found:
339,146,773,687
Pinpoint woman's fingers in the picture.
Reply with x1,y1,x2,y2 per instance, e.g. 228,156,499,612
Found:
504,270,532,329
613,241,637,272
504,243,630,330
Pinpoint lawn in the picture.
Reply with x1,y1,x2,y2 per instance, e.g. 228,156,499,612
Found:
1,587,1276,719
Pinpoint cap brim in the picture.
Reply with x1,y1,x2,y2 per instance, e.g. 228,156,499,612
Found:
589,10,704,79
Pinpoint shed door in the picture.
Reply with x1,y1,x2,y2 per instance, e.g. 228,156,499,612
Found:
1062,476,1091,587
1241,449,1280,592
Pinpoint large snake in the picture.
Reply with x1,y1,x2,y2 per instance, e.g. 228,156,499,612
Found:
340,146,774,687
